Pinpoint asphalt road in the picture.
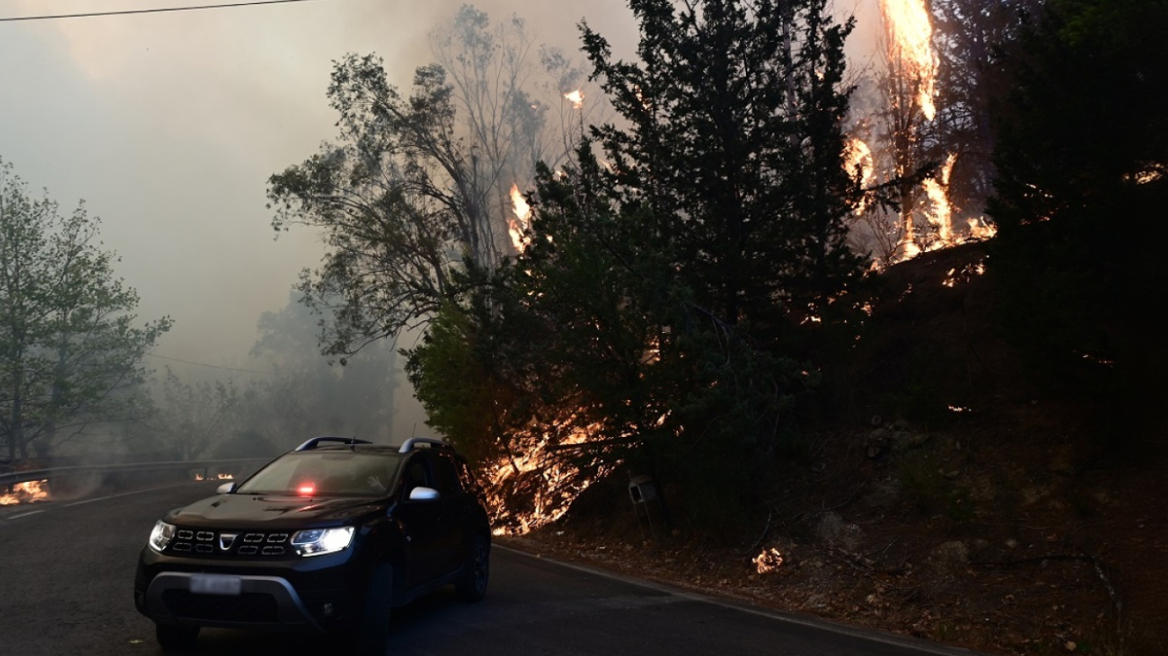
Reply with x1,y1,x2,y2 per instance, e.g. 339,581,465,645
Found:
0,482,980,656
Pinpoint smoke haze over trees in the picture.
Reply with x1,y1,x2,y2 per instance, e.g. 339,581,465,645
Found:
0,159,171,462
268,6,600,362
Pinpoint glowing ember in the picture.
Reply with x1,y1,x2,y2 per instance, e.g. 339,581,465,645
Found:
216,473,234,480
1126,165,1165,185
942,259,987,288
194,472,206,481
753,547,784,574
0,479,50,505
881,0,938,121
563,89,584,109
508,184,532,253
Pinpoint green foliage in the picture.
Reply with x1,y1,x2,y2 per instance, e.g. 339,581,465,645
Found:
0,159,171,461
408,0,866,529
988,0,1168,445
405,299,503,464
580,0,865,327
268,6,580,362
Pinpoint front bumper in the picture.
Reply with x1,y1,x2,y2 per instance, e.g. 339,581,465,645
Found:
135,545,374,633
142,572,324,632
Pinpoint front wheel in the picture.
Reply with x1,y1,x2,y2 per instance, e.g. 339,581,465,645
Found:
155,623,199,651
356,563,393,656
454,534,490,602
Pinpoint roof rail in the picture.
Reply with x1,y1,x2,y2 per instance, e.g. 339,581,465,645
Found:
295,436,372,451
398,438,450,454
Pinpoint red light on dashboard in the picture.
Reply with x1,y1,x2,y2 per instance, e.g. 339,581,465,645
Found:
297,483,315,495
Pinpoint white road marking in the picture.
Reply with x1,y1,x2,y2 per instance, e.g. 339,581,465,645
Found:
7,509,45,520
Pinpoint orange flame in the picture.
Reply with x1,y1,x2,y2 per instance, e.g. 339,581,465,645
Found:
216,473,234,480
485,422,614,536
966,217,997,240
753,547,784,574
881,0,938,121
845,138,875,213
922,153,957,244
508,184,532,253
0,479,50,505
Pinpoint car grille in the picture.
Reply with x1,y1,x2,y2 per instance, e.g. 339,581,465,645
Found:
169,529,292,558
162,590,279,622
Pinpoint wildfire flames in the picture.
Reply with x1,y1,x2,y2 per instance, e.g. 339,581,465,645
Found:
508,183,532,253
195,472,236,482
0,479,50,505
845,137,875,214
851,0,998,269
922,153,957,244
484,424,614,536
752,547,784,574
563,89,584,109
881,0,937,121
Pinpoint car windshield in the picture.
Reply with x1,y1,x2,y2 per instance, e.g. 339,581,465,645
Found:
236,451,403,498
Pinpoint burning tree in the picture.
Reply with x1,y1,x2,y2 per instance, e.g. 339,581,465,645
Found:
847,0,1009,268
0,159,171,462
409,0,868,530
268,6,598,362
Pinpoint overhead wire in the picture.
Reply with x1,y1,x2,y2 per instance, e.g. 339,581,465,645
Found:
0,0,327,23
145,352,277,375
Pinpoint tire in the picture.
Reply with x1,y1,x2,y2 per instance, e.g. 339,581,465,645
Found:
356,563,394,656
454,534,490,602
155,624,199,651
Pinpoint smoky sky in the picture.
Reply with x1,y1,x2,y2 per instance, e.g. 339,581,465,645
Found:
0,0,881,436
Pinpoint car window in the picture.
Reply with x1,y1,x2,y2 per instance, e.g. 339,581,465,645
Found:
400,455,433,498
237,451,402,497
433,454,462,496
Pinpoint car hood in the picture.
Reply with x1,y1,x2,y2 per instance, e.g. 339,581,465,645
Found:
167,493,383,529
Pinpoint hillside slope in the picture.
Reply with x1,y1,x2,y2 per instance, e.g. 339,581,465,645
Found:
505,241,1168,656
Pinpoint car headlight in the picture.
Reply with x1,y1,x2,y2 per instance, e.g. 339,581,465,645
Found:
291,527,355,557
148,520,176,552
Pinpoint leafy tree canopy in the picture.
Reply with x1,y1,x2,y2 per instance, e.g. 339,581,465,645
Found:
408,0,866,528
0,159,171,461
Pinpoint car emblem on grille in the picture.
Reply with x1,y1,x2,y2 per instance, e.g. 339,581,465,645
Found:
219,533,238,551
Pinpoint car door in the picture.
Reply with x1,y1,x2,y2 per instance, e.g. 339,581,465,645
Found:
431,453,468,577
392,453,446,589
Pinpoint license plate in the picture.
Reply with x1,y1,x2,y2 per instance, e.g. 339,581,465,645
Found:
189,574,242,596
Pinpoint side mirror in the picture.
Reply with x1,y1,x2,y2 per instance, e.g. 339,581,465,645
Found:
217,482,238,494
408,486,440,502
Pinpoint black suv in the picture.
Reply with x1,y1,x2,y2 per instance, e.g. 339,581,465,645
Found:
135,437,491,654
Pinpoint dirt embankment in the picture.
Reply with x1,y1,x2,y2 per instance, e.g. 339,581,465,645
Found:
504,242,1168,656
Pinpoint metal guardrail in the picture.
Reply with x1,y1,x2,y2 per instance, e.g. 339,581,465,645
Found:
0,458,271,487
